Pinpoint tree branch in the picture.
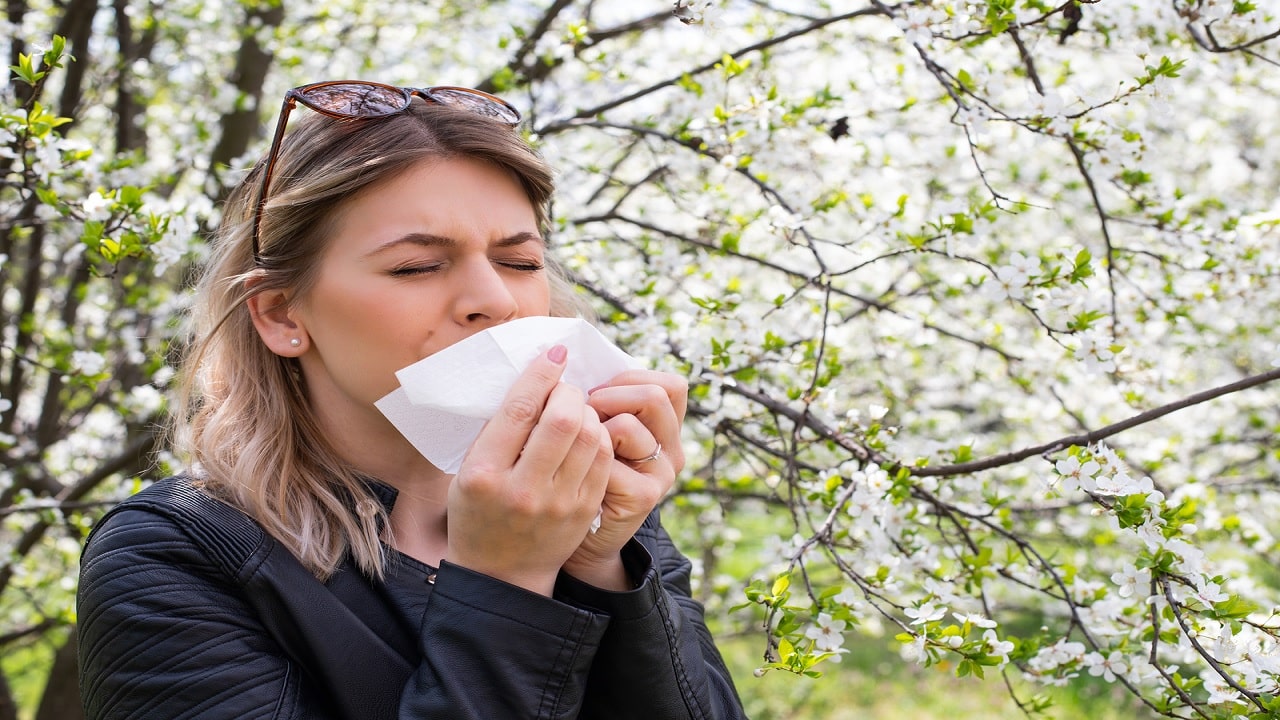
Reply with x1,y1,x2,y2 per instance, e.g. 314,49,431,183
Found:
536,6,886,134
208,1,286,200
476,0,575,93
914,367,1280,477
0,428,158,596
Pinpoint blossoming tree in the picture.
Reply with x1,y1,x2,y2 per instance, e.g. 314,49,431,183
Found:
3,1,1279,718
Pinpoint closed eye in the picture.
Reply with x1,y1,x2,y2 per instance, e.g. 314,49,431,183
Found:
497,260,545,272
388,263,442,277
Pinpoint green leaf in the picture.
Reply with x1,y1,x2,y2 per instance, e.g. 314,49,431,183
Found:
777,636,795,660
1118,169,1151,187
1210,595,1260,621
1067,310,1105,332
676,73,704,97
81,221,105,246
93,236,120,264
35,186,59,206
489,66,517,92
771,573,791,597
1069,248,1093,282
10,52,42,86
984,0,1016,34
716,53,750,79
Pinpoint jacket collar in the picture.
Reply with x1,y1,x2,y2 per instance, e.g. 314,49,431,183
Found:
362,477,400,513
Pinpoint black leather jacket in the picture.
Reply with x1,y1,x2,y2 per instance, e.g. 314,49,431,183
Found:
77,477,746,719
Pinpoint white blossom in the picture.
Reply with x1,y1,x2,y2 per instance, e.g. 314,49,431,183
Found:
1085,650,1130,683
804,612,848,654
1192,580,1230,607
1110,564,1150,599
832,587,859,608
1074,332,1117,374
894,7,935,47
982,629,1014,665
905,601,947,625
70,351,107,376
953,612,997,629
1053,455,1100,493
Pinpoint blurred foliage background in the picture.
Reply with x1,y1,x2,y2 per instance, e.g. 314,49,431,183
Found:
4,1,1280,718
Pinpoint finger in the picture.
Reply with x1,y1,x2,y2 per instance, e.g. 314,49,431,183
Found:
528,409,611,534
581,429,614,523
599,415,675,518
588,383,678,432
588,383,684,471
471,345,568,469
601,413,662,465
593,370,688,422
515,382,589,480
521,400,605,490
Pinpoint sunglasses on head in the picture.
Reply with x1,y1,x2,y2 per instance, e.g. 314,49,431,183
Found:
249,80,522,263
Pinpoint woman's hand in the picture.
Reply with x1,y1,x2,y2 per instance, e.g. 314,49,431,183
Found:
445,345,614,596
562,369,688,589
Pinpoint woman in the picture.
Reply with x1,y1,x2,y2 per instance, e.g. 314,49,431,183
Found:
77,81,746,719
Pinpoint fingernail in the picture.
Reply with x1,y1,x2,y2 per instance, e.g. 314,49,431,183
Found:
547,344,568,364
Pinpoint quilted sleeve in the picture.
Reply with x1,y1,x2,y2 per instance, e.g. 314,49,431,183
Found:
553,513,747,720
77,508,332,720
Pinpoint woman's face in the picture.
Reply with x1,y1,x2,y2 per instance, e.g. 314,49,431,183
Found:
291,156,551,426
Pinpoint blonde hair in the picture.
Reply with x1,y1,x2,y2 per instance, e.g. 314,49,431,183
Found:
176,98,582,580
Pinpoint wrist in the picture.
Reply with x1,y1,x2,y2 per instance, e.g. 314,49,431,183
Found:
443,553,558,597
563,554,630,591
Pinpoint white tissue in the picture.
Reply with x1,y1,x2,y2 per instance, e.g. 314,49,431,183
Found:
375,317,644,474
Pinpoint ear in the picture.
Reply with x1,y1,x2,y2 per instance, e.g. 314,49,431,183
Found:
246,285,308,357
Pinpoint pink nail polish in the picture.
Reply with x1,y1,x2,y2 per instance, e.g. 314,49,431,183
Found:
547,344,568,364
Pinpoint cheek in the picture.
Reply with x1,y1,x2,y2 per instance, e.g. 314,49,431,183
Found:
304,277,431,355
521,276,553,315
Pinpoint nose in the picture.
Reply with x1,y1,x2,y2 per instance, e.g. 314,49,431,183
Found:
452,256,519,326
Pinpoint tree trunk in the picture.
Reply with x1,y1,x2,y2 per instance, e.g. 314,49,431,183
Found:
208,2,286,200
52,0,96,131
5,0,29,103
112,0,150,153
33,628,84,720
0,669,18,720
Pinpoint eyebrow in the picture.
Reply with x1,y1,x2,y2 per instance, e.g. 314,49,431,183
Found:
364,231,543,258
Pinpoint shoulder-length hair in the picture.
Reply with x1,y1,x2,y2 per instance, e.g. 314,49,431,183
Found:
175,98,583,580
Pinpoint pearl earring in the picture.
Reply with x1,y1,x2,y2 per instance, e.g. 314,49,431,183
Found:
290,338,301,347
